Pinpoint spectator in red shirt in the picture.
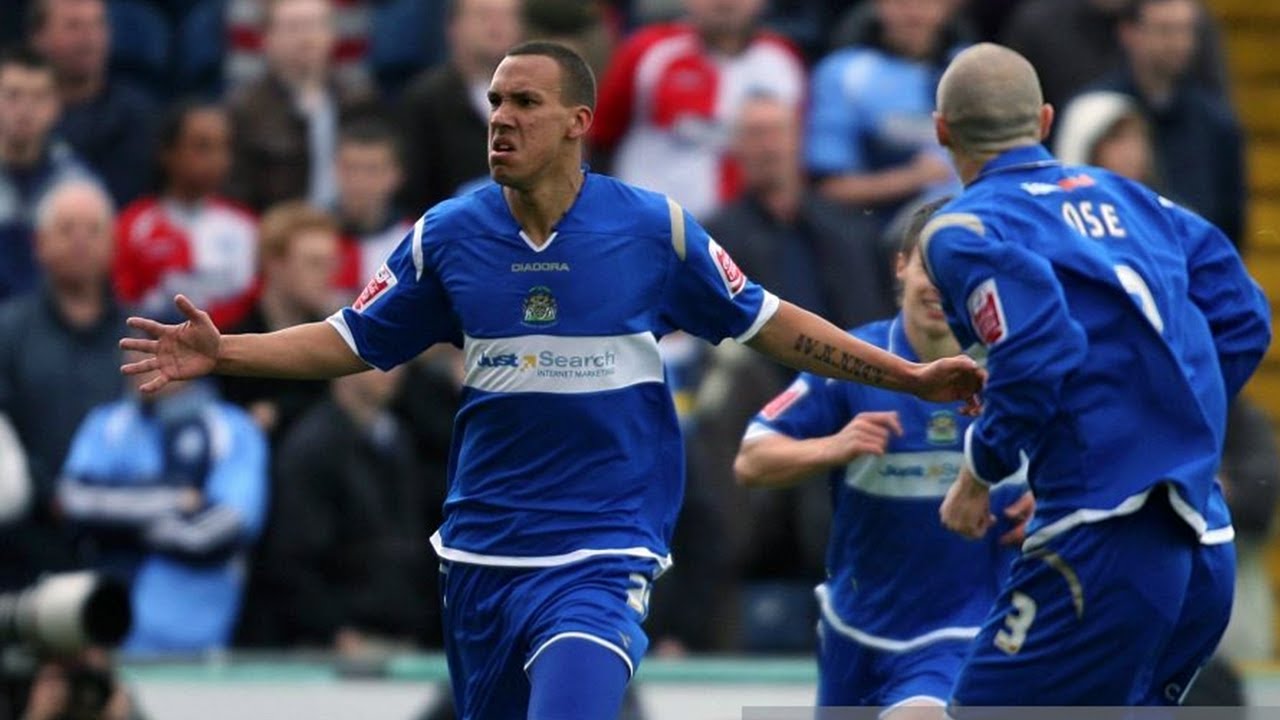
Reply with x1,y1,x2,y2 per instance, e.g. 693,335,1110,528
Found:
114,101,258,330
591,0,806,219
331,118,410,299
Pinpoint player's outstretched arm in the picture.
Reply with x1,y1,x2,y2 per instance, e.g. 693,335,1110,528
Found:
735,412,903,488
746,301,984,404
120,295,368,394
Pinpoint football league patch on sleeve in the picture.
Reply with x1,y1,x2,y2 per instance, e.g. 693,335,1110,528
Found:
967,278,1008,346
761,378,810,421
709,238,747,298
353,262,398,313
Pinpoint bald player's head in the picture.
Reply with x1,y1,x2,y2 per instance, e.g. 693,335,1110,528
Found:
935,43,1051,158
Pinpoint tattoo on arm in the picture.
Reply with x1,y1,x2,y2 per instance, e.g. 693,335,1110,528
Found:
792,333,888,386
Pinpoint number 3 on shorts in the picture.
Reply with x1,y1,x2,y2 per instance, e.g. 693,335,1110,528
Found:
994,592,1037,655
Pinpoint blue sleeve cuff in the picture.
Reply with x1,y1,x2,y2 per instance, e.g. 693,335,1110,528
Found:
963,423,1012,488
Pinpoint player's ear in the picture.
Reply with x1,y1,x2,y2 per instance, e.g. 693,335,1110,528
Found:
934,112,952,149
1039,104,1054,141
567,105,593,141
895,251,909,281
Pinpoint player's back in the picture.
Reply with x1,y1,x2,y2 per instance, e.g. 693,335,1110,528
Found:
929,145,1262,547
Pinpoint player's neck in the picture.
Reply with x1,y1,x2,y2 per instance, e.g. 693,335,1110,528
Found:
503,165,585,247
952,151,992,186
905,319,960,362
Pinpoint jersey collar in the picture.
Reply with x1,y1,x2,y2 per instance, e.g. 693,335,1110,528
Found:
887,313,920,363
971,144,1059,186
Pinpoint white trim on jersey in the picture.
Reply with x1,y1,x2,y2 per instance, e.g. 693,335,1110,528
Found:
431,530,674,572
880,695,947,719
411,216,425,280
463,332,664,395
815,584,981,653
1021,484,1225,553
523,632,635,679
961,424,995,487
734,291,781,344
324,312,376,369
918,212,986,289
1164,482,1209,537
1022,487,1153,553
519,230,560,254
741,422,778,443
1200,525,1235,545
666,196,687,261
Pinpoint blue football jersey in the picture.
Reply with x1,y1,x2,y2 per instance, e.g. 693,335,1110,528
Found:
745,316,1024,647
329,173,778,567
922,145,1270,550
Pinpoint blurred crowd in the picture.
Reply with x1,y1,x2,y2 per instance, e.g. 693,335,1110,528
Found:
0,0,1274,693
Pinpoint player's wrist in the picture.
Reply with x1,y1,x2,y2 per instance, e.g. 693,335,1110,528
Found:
962,424,997,488
816,435,847,467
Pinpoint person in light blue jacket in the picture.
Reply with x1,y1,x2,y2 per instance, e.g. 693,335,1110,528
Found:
58,372,267,655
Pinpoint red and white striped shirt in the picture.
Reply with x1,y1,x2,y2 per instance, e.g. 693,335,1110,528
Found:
592,23,806,219
115,197,260,330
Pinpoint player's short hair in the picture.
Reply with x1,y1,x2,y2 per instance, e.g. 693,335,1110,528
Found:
258,201,339,262
0,45,54,78
899,196,954,258
338,116,402,159
937,44,1044,156
505,41,596,111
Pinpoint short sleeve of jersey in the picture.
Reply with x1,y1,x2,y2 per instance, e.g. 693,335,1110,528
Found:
745,373,851,443
658,207,779,344
328,215,461,371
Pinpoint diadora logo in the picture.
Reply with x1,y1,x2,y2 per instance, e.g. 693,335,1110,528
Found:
512,262,570,272
1020,182,1062,196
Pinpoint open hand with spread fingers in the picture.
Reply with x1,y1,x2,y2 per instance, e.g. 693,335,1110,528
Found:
119,295,220,394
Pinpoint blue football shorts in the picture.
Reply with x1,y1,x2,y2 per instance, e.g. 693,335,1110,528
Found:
439,554,660,720
948,489,1233,712
817,616,969,712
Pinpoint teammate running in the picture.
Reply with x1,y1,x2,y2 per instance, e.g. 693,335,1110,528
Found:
926,44,1269,707
735,198,1029,717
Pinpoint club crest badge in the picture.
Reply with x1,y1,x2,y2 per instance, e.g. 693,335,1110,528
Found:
927,410,958,446
522,286,558,326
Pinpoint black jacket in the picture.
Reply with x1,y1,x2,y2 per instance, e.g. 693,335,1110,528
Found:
398,64,491,215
